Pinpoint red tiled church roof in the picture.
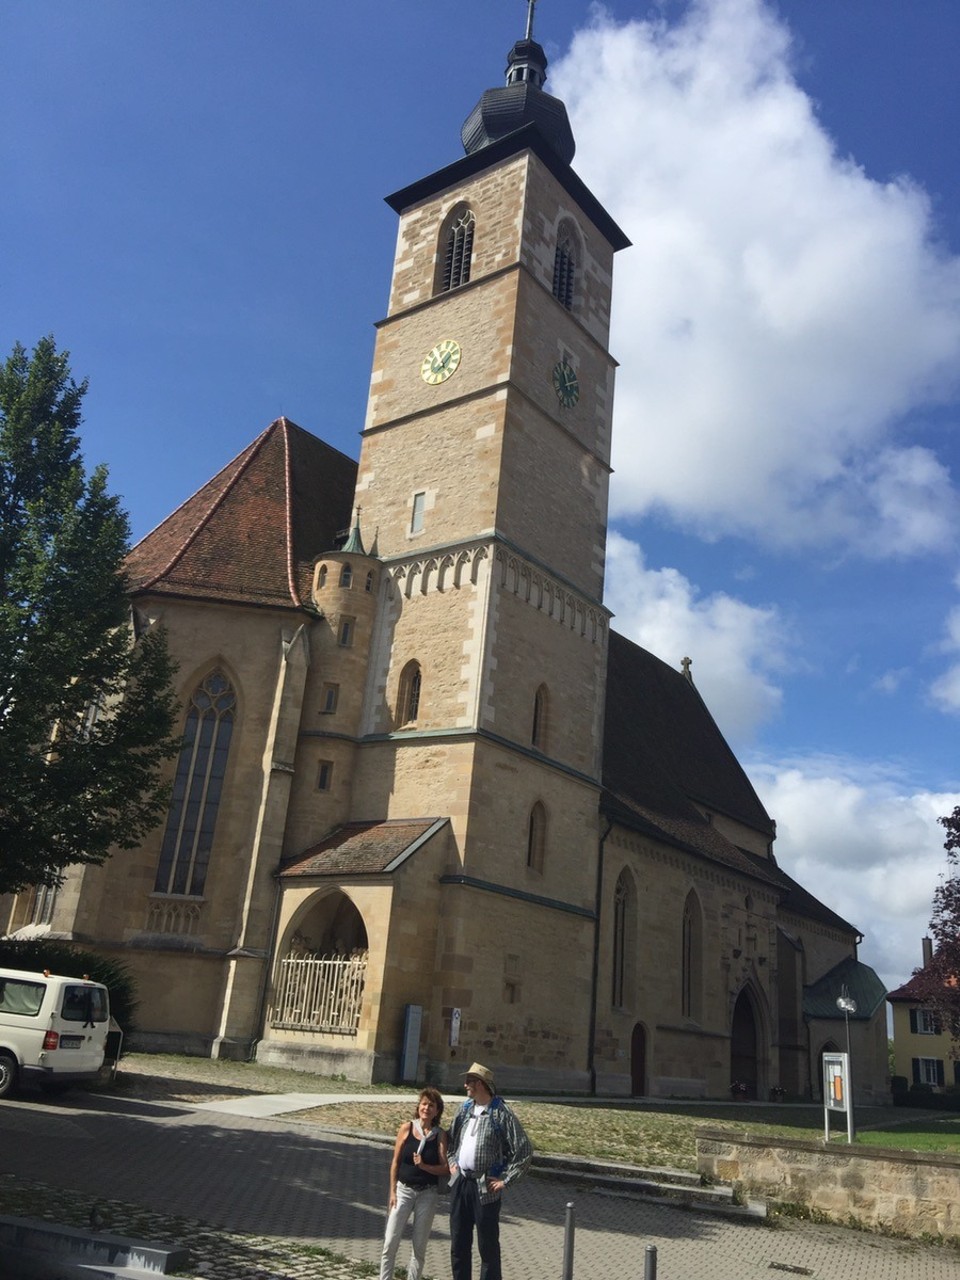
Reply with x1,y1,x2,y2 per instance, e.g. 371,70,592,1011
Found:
280,819,448,877
126,418,357,609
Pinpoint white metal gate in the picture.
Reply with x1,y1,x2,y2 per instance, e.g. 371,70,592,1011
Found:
268,952,367,1034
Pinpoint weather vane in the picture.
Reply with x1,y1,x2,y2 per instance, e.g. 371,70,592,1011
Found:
525,0,537,41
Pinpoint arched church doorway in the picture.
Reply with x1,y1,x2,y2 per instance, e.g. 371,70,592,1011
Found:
270,891,370,1035
730,989,759,1098
289,890,368,956
630,1023,646,1096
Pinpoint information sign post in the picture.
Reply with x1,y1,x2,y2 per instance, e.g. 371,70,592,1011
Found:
822,1051,854,1144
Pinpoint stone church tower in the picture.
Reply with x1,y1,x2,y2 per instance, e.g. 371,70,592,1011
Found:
2,10,890,1100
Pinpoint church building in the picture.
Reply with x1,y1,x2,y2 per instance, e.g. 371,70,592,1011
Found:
3,11,888,1101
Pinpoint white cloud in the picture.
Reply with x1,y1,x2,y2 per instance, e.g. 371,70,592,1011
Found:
555,0,960,555
606,530,788,741
749,755,958,989
929,597,960,711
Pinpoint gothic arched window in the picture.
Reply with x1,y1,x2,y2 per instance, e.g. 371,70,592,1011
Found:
439,206,475,293
531,683,548,750
339,563,353,588
553,220,580,310
612,869,637,1009
397,661,422,726
526,802,546,874
154,670,236,897
681,890,704,1020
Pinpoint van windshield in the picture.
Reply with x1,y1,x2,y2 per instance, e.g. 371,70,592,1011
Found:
61,985,108,1024
0,978,45,1017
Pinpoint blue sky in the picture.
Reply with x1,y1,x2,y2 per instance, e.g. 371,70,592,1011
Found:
4,0,960,993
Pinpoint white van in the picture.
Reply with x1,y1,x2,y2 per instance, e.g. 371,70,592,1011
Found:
0,967,110,1098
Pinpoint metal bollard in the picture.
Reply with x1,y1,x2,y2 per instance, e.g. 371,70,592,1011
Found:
561,1201,575,1280
644,1243,657,1280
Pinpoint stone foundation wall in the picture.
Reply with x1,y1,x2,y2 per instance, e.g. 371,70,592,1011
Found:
697,1127,960,1239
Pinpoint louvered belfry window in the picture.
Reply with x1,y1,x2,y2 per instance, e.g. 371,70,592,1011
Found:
553,233,576,310
442,208,475,292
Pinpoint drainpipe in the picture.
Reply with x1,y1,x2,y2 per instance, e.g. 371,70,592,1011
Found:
588,816,614,1095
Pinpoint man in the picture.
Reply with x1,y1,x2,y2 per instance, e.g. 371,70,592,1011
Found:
446,1061,533,1280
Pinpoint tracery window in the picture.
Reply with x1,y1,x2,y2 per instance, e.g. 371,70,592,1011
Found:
154,670,236,897
612,869,637,1009
526,802,546,874
440,207,475,292
553,220,579,310
531,683,548,749
681,890,703,1020
397,660,422,726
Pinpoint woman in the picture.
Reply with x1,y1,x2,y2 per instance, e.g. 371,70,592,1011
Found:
380,1086,448,1280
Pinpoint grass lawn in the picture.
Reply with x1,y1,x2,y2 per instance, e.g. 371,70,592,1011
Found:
111,1055,960,1173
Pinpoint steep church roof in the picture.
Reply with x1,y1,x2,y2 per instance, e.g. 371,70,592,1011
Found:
126,417,357,610
603,631,776,839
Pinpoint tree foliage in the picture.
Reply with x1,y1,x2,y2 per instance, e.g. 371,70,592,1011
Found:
912,806,960,1044
0,337,179,896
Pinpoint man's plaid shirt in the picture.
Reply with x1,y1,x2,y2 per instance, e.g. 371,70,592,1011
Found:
447,1096,533,1203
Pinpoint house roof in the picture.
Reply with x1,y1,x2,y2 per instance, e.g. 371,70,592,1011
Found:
126,417,357,610
887,973,927,1002
804,955,887,1021
279,818,448,878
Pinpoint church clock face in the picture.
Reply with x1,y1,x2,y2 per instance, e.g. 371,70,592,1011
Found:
552,359,580,408
421,338,462,385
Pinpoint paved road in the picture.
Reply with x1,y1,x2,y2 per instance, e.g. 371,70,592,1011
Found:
1,1089,958,1280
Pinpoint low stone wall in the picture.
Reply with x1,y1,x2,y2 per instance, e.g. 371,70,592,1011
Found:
697,1127,960,1240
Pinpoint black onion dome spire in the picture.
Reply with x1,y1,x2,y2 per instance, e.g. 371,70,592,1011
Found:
461,0,576,164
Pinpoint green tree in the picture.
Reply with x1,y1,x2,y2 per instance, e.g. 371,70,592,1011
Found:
913,806,960,1045
0,336,179,896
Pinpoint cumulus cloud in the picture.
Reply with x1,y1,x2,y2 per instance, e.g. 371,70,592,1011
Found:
554,0,960,555
749,755,958,988
606,530,788,741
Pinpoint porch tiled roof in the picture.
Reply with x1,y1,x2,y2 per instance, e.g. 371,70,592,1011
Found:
279,818,447,877
126,417,357,609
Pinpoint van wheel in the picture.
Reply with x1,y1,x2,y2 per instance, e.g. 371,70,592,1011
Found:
0,1052,18,1099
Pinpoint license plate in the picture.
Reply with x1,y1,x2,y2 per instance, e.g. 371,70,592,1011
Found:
59,1035,84,1049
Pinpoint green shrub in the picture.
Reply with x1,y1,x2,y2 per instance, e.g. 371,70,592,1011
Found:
0,939,138,1029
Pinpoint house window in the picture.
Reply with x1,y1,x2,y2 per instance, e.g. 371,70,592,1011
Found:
411,492,426,535
440,207,475,292
154,670,235,898
317,760,334,791
910,1008,942,1035
338,616,355,647
397,661,422,725
365,570,375,593
321,683,339,714
913,1057,945,1087
531,684,548,749
339,563,353,588
317,564,328,590
553,220,579,310
526,802,546,874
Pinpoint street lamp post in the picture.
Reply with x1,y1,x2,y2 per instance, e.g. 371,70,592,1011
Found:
836,985,858,1142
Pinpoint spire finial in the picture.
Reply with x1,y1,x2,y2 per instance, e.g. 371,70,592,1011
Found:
681,656,693,682
525,0,537,41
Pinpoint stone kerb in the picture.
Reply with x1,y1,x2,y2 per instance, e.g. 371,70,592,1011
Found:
697,1126,960,1239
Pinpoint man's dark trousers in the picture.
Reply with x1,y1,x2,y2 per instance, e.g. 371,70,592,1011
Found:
450,1175,502,1280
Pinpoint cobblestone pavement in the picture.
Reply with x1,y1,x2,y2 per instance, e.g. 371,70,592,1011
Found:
0,1090,958,1280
